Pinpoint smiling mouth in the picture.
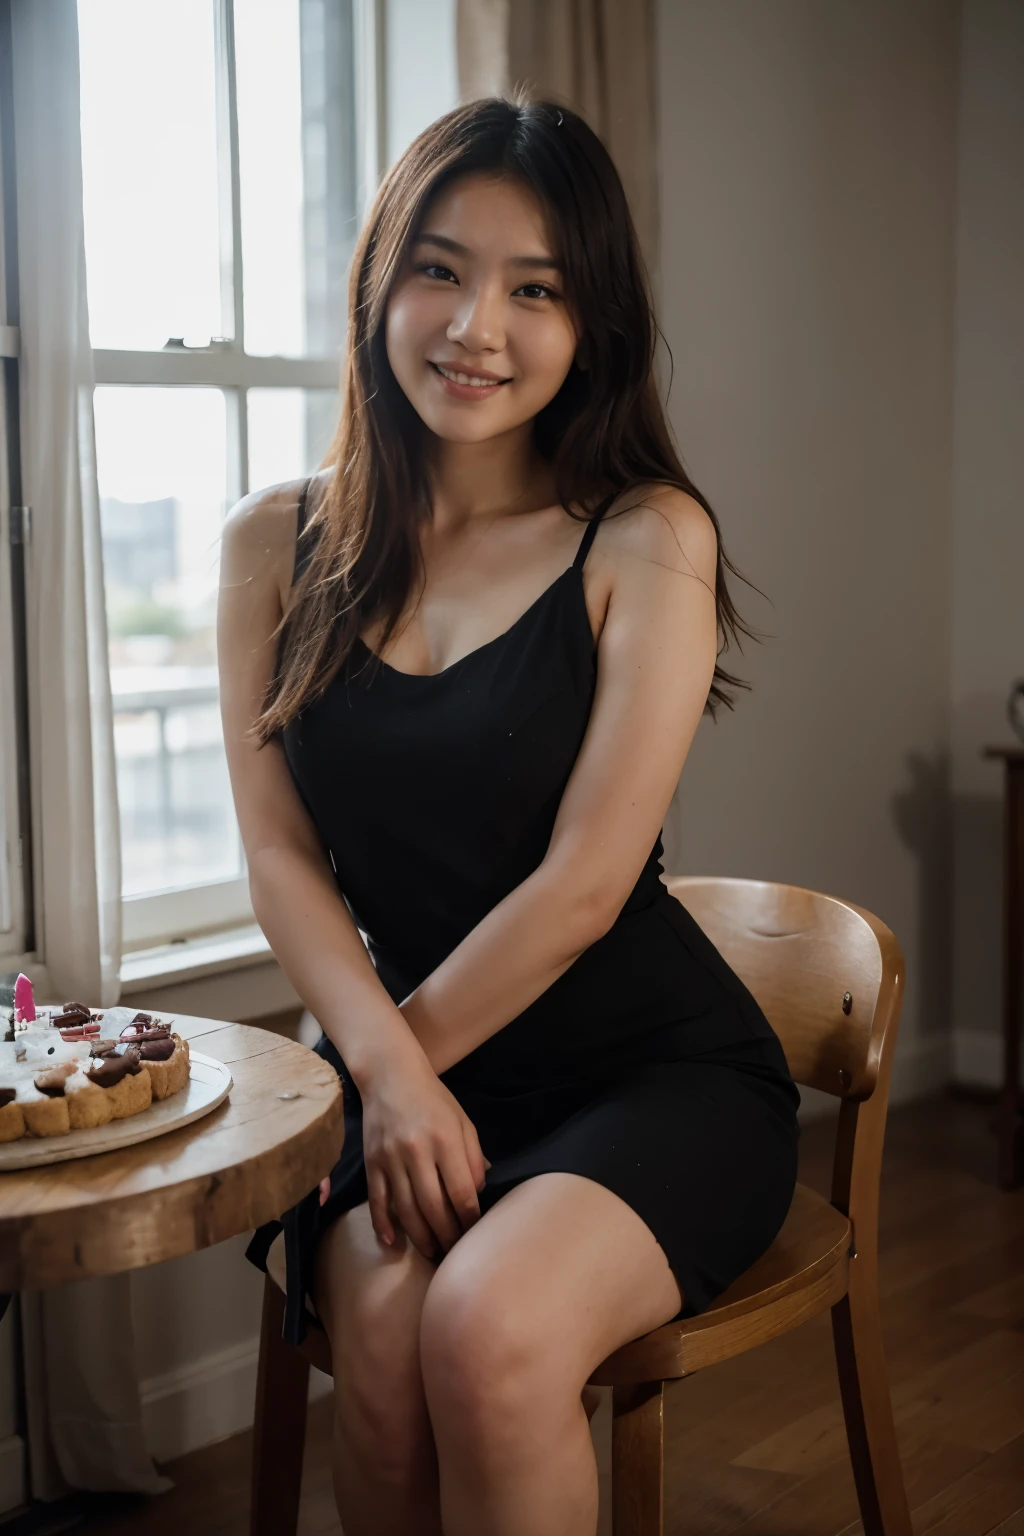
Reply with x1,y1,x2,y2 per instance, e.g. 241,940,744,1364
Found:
430,362,512,387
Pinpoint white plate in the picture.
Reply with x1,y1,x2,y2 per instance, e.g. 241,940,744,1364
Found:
0,1051,233,1171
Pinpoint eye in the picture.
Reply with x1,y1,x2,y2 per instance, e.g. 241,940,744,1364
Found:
417,263,458,283
515,282,559,301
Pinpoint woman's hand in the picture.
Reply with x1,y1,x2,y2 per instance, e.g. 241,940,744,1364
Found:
322,1042,489,1260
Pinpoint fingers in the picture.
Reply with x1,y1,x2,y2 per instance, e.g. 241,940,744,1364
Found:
366,1164,395,1246
460,1116,490,1193
410,1156,469,1253
393,1148,473,1257
387,1161,443,1259
319,1174,330,1206
441,1136,484,1230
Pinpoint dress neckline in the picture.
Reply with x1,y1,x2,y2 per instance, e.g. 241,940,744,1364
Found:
354,563,588,682
352,490,616,682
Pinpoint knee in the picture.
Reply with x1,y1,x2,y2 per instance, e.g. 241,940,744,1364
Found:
419,1259,558,1447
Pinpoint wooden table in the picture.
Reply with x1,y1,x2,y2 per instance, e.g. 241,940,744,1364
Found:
0,1013,344,1292
984,747,1024,1189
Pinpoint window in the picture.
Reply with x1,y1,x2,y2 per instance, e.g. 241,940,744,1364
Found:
77,0,373,949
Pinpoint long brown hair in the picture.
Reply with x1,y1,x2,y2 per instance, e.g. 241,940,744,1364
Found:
254,93,753,745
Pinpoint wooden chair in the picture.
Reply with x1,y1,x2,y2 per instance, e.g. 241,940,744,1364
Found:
250,876,912,1536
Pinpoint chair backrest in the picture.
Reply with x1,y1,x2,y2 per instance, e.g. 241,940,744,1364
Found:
663,876,904,1101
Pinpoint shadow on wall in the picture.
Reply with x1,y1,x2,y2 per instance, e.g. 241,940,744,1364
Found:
950,690,1013,1072
951,793,1002,1040
891,751,953,1047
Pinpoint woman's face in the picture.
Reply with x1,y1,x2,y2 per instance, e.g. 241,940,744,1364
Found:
385,173,580,445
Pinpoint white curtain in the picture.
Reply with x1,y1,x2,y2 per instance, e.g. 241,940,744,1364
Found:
12,0,121,1008
11,0,166,1501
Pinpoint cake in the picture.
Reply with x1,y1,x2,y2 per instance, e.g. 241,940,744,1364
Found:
0,976,190,1144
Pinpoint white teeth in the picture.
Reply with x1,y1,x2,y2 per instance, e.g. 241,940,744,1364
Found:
435,364,504,387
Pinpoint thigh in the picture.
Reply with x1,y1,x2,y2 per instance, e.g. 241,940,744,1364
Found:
421,1171,683,1387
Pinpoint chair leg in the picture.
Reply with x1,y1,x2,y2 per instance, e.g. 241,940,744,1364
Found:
832,1278,912,1536
251,1275,310,1536
611,1381,664,1536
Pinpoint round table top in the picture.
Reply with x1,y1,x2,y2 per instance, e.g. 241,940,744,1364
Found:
0,1012,344,1291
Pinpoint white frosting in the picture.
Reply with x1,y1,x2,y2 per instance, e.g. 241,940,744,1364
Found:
1,1003,173,1102
1,1021,92,1084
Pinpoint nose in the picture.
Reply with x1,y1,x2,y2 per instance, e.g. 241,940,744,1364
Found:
446,277,506,355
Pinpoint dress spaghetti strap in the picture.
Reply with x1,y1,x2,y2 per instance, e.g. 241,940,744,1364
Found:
290,476,315,589
572,489,619,571
296,475,313,541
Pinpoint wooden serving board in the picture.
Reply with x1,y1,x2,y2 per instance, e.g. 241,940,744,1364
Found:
0,1051,232,1171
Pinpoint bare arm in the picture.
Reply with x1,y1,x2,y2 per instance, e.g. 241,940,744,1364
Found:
398,486,720,1075
218,481,488,1257
217,481,416,1086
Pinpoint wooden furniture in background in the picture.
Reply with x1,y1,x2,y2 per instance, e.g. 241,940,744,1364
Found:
0,1013,343,1292
983,746,1024,1189
249,877,912,1536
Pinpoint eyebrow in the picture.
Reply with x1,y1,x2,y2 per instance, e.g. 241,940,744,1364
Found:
413,232,563,272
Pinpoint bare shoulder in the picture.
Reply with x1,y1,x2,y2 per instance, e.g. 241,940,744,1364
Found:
220,468,333,601
598,481,717,586
222,468,330,554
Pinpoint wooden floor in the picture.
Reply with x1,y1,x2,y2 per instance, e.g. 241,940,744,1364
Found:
65,1094,1024,1536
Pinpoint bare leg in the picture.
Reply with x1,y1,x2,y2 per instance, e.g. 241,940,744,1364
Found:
312,1201,442,1536
419,1172,683,1536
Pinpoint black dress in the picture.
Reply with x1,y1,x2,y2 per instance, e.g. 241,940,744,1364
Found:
247,479,800,1345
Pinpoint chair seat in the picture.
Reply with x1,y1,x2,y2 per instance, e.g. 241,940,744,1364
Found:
588,1182,851,1385
265,1182,851,1387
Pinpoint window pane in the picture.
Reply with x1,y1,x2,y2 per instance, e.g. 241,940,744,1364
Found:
247,388,339,490
93,388,241,898
235,0,356,357
78,0,224,350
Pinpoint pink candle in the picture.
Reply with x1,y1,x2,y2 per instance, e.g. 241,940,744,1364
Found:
13,972,35,1024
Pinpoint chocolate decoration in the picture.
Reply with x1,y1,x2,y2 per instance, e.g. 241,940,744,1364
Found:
35,1063,75,1097
86,1044,142,1088
138,1036,175,1061
119,1024,170,1044
59,1002,92,1028
132,1012,153,1025
0,1087,15,1108
90,1039,119,1057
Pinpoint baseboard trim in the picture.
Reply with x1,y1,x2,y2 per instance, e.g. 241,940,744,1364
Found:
140,1336,332,1465
0,1432,26,1516
952,1029,1003,1090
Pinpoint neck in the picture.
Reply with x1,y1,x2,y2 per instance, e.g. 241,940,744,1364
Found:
425,425,554,531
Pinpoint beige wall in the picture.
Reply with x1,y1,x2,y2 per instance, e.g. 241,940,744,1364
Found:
657,0,959,1098
949,0,1024,1084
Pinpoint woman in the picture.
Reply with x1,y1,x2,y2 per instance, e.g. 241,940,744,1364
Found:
220,96,799,1536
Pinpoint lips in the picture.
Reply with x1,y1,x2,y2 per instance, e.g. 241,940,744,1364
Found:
430,361,512,387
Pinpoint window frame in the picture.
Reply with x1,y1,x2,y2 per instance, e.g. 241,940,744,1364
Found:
89,0,384,952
